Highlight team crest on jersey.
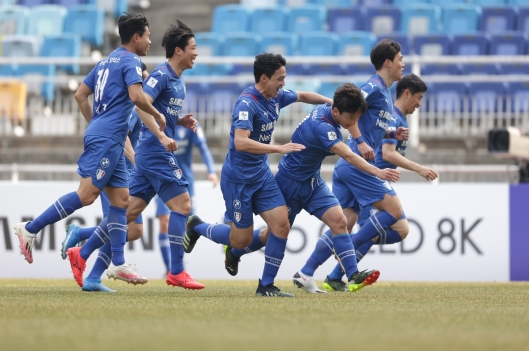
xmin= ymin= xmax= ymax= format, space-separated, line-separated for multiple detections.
xmin=100 ymin=158 xmax=110 ymax=168
xmin=146 ymin=77 xmax=158 ymax=88
xmin=96 ymin=169 xmax=105 ymax=180
xmin=178 ymin=128 xmax=186 ymax=139
xmin=233 ymin=199 xmax=241 ymax=210
xmin=173 ymin=169 xmax=182 ymax=179
xmin=136 ymin=66 xmax=142 ymax=76
xmin=328 ymin=131 xmax=337 ymax=140
xmin=234 ymin=212 xmax=242 ymax=223
xmin=169 ymin=158 xmax=176 ymax=167
xmin=239 ymin=111 xmax=248 ymax=120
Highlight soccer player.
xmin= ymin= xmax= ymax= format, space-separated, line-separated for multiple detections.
xmin=155 ymin=123 xmax=218 ymax=274
xmin=13 ymin=14 xmax=162 ymax=280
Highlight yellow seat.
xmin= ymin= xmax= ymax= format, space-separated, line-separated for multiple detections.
xmin=0 ymin=80 xmax=27 ymax=122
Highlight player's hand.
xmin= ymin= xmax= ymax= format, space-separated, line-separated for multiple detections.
xmin=155 ymin=113 xmax=166 ymax=131
xmin=376 ymin=168 xmax=400 ymax=182
xmin=208 ymin=173 xmax=219 ymax=187
xmin=419 ymin=166 xmax=438 ymax=181
xmin=394 ymin=127 xmax=409 ymax=141
xmin=180 ymin=114 xmax=197 ymax=132
xmin=358 ymin=142 xmax=374 ymax=160
xmin=159 ymin=135 xmax=177 ymax=152
xmin=277 ymin=142 xmax=305 ymax=154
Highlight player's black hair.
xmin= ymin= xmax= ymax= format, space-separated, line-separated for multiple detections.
xmin=141 ymin=62 xmax=147 ymax=72
xmin=370 ymin=39 xmax=401 ymax=71
xmin=162 ymin=20 xmax=195 ymax=59
xmin=118 ymin=12 xmax=149 ymax=45
xmin=253 ymin=53 xmax=286 ymax=83
xmin=333 ymin=83 xmax=368 ymax=115
xmin=396 ymin=73 xmax=428 ymax=99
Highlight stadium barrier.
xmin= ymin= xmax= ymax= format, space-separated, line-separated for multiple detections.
xmin=1 ymin=181 xmax=527 ymax=282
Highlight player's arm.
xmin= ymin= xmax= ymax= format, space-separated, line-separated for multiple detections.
xmin=382 ymin=143 xmax=438 ymax=181
xmin=129 ymin=84 xmax=168 ymax=130
xmin=348 ymin=124 xmax=374 ymax=160
xmin=384 ymin=127 xmax=409 ymax=141
xmin=296 ymin=91 xmax=333 ymax=105
xmin=330 ymin=142 xmax=400 ymax=182
xmin=124 ymin=136 xmax=135 ymax=165
xmin=177 ymin=114 xmax=197 ymax=133
xmin=234 ymin=129 xmax=305 ymax=155
xmin=134 ymin=95 xmax=176 ymax=152
xmin=193 ymin=128 xmax=219 ymax=186
xmin=74 ymin=83 xmax=94 ymax=123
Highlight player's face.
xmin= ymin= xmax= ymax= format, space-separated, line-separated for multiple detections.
xmin=389 ymin=52 xmax=404 ymax=81
xmin=263 ymin=66 xmax=286 ymax=99
xmin=135 ymin=26 xmax=151 ymax=56
xmin=182 ymin=37 xmax=198 ymax=70
xmin=335 ymin=108 xmax=361 ymax=129
xmin=408 ymin=91 xmax=424 ymax=113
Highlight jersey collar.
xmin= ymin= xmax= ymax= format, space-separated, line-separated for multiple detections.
xmin=165 ymin=62 xmax=178 ymax=78
xmin=393 ymin=105 xmax=406 ymax=119
xmin=371 ymin=74 xmax=388 ymax=90
xmin=249 ymin=85 xmax=269 ymax=102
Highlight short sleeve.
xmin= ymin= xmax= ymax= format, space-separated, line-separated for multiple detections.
xmin=315 ymin=121 xmax=342 ymax=151
xmin=232 ymin=100 xmax=255 ymax=132
xmin=277 ymin=89 xmax=298 ymax=109
xmin=122 ymin=55 xmax=143 ymax=88
xmin=362 ymin=85 xmax=384 ymax=108
xmin=142 ymin=70 xmax=166 ymax=101
xmin=83 ymin=65 xmax=97 ymax=91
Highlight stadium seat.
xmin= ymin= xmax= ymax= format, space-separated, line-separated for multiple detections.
xmin=1 ymin=35 xmax=38 ymax=56
xmin=365 ymin=6 xmax=401 ymax=36
xmin=377 ymin=33 xmax=411 ymax=55
xmin=17 ymin=0 xmax=50 ymax=7
xmin=489 ymin=32 xmax=527 ymax=55
xmin=400 ymin=4 xmax=441 ymax=36
xmin=52 ymin=0 xmax=86 ymax=6
xmin=28 ymin=5 xmax=67 ymax=37
xmin=287 ymin=5 xmax=327 ymax=34
xmin=427 ymin=82 xmax=466 ymax=113
xmin=285 ymin=64 xmax=306 ymax=75
xmin=299 ymin=31 xmax=338 ymax=56
xmin=413 ymin=34 xmax=451 ymax=55
xmin=211 ymin=5 xmax=250 ymax=34
xmin=328 ymin=7 xmax=365 ymax=34
xmin=479 ymin=6 xmax=517 ymax=34
xmin=499 ymin=63 xmax=529 ymax=74
xmin=507 ymin=82 xmax=529 ymax=113
xmin=338 ymin=31 xmax=377 ymax=56
xmin=17 ymin=64 xmax=56 ymax=100
xmin=187 ymin=64 xmax=232 ymax=76
xmin=460 ymin=63 xmax=500 ymax=74
xmin=260 ymin=32 xmax=298 ymax=55
xmin=94 ymin=0 xmax=127 ymax=19
xmin=510 ymin=0 xmax=529 ymax=7
xmin=421 ymin=64 xmax=460 ymax=75
xmin=516 ymin=8 xmax=529 ymax=33
xmin=181 ymin=82 xmax=206 ymax=112
xmin=40 ymin=34 xmax=81 ymax=74
xmin=442 ymin=4 xmax=481 ymax=34
xmin=343 ymin=63 xmax=376 ymax=76
xmin=194 ymin=32 xmax=225 ymax=56
xmin=0 ymin=80 xmax=27 ymax=122
xmin=467 ymin=82 xmax=506 ymax=113
xmin=357 ymin=0 xmax=391 ymax=6
xmin=206 ymin=82 xmax=246 ymax=113
xmin=250 ymin=7 xmax=288 ymax=33
xmin=318 ymin=82 xmax=341 ymax=98
xmin=394 ymin=0 xmax=433 ymax=5
xmin=0 ymin=64 xmax=17 ymax=76
xmin=452 ymin=34 xmax=489 ymax=55
xmin=304 ymin=63 xmax=343 ymax=75
xmin=0 ymin=5 xmax=30 ymax=35
xmin=64 ymin=5 xmax=104 ymax=47
xmin=472 ymin=0 xmax=508 ymax=6
xmin=223 ymin=33 xmax=260 ymax=56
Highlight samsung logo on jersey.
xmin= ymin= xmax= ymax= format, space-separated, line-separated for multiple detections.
xmin=109 ymin=57 xmax=120 ymax=64
xmin=259 ymin=134 xmax=271 ymax=142
xmin=379 ymin=110 xmax=392 ymax=120
xmin=166 ymin=107 xmax=179 ymax=116
xmin=169 ymin=98 xmax=183 ymax=107
xmin=261 ymin=121 xmax=276 ymax=132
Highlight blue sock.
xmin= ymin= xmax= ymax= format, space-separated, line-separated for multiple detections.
xmin=25 ymin=192 xmax=82 ymax=234
xmin=159 ymin=233 xmax=171 ymax=272
xmin=261 ymin=233 xmax=287 ymax=286
xmin=79 ymin=227 xmax=96 ymax=241
xmin=107 ymin=206 xmax=127 ymax=266
xmin=231 ymin=229 xmax=265 ymax=258
xmin=168 ymin=211 xmax=187 ymax=275
xmin=86 ymin=242 xmax=111 ymax=280
xmin=332 ymin=233 xmax=358 ymax=281
xmin=352 ymin=211 xmax=397 ymax=248
xmin=301 ymin=229 xmax=334 ymax=276
xmin=373 ymin=227 xmax=403 ymax=245
xmin=195 ymin=223 xmax=231 ymax=246
xmin=355 ymin=239 xmax=375 ymax=263
xmin=80 ymin=218 xmax=109 ymax=260
xmin=328 ymin=262 xmax=345 ymax=280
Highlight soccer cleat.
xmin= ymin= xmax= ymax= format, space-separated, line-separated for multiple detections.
xmin=82 ymin=278 xmax=116 ymax=293
xmin=322 ymin=276 xmax=348 ymax=292
xmin=61 ymin=224 xmax=81 ymax=260
xmin=183 ymin=215 xmax=204 ymax=253
xmin=14 ymin=222 xmax=36 ymax=264
xmin=256 ymin=279 xmax=294 ymax=297
xmin=106 ymin=263 xmax=148 ymax=285
xmin=67 ymin=247 xmax=86 ymax=287
xmin=292 ymin=271 xmax=327 ymax=294
xmin=348 ymin=269 xmax=380 ymax=293
xmin=166 ymin=270 xmax=205 ymax=290
xmin=224 ymin=245 xmax=240 ymax=276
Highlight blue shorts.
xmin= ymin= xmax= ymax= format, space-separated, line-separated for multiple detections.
xmin=275 ymin=172 xmax=340 ymax=226
xmin=221 ymin=169 xmax=285 ymax=229
xmin=129 ymin=153 xmax=188 ymax=205
xmin=100 ymin=189 xmax=143 ymax=224
xmin=332 ymin=164 xmax=397 ymax=215
xmin=357 ymin=205 xmax=406 ymax=227
xmin=77 ymin=136 xmax=129 ymax=190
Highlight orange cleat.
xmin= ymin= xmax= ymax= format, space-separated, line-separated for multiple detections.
xmin=67 ymin=247 xmax=86 ymax=287
xmin=166 ymin=270 xmax=204 ymax=290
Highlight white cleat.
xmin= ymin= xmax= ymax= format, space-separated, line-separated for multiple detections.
xmin=14 ymin=222 xmax=36 ymax=264
xmin=292 ymin=270 xmax=327 ymax=294
xmin=106 ymin=263 xmax=148 ymax=285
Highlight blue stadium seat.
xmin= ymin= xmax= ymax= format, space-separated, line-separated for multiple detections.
xmin=64 ymin=5 xmax=104 ymax=46
xmin=480 ymin=6 xmax=517 ymax=34
xmin=0 ymin=64 xmax=17 ymax=76
xmin=211 ymin=5 xmax=250 ymax=34
xmin=206 ymin=82 xmax=246 ymax=113
xmin=394 ymin=0 xmax=432 ymax=5
xmin=414 ymin=34 xmax=451 ymax=55
xmin=460 ymin=63 xmax=500 ymax=74
xmin=489 ymin=32 xmax=527 ymax=55
xmin=17 ymin=0 xmax=50 ymax=7
xmin=421 ymin=64 xmax=460 ymax=75
xmin=194 ymin=32 xmax=225 ymax=56
xmin=343 ymin=63 xmax=376 ymax=76
xmin=499 ymin=63 xmax=529 ymax=74
xmin=260 ymin=32 xmax=298 ymax=55
xmin=365 ymin=6 xmax=401 ymax=36
xmin=187 ymin=64 xmax=232 ymax=76
xmin=400 ymin=4 xmax=441 ymax=36
xmin=357 ymin=0 xmax=391 ymax=6
xmin=452 ymin=34 xmax=489 ymax=55
xmin=328 ymin=7 xmax=365 ymax=34
xmin=516 ymin=8 xmax=529 ymax=33
xmin=308 ymin=64 xmax=344 ymax=75
xmin=377 ymin=33 xmax=411 ymax=55
xmin=0 ymin=5 xmax=30 ymax=35
xmin=338 ymin=31 xmax=377 ymax=56
xmin=229 ymin=64 xmax=253 ymax=75
xmin=40 ymin=34 xmax=81 ymax=74
xmin=51 ymin=0 xmax=86 ymax=6
xmin=250 ymin=7 xmax=288 ymax=33
xmin=467 ymin=82 xmax=506 ymax=113
xmin=223 ymin=33 xmax=260 ymax=56
xmin=473 ymin=0 xmax=507 ymax=5
xmin=510 ymin=0 xmax=529 ymax=6
xmin=181 ymin=82 xmax=207 ymax=112
xmin=299 ymin=31 xmax=338 ymax=56
xmin=287 ymin=5 xmax=327 ymax=34
xmin=507 ymin=82 xmax=529 ymax=113
xmin=0 ymin=0 xmax=17 ymax=4
xmin=18 ymin=64 xmax=56 ymax=100
xmin=318 ymin=82 xmax=341 ymax=98
xmin=1 ymin=35 xmax=38 ymax=56
xmin=427 ymin=82 xmax=466 ymax=113
xmin=442 ymin=4 xmax=481 ymax=34
xmin=28 ymin=5 xmax=67 ymax=37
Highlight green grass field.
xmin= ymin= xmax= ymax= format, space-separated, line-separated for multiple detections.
xmin=1 ymin=279 xmax=528 ymax=351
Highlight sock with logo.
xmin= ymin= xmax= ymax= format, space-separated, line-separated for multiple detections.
xmin=159 ymin=233 xmax=171 ymax=272
xmin=80 ymin=218 xmax=109 ymax=261
xmin=168 ymin=211 xmax=187 ymax=275
xmin=351 ymin=211 xmax=397 ymax=249
xmin=230 ymin=229 xmax=265 ymax=257
xmin=86 ymin=242 xmax=111 ymax=280
xmin=261 ymin=233 xmax=287 ymax=286
xmin=300 ymin=229 xmax=334 ymax=276
xmin=107 ymin=206 xmax=128 ymax=266
xmin=332 ymin=233 xmax=358 ymax=281
xmin=194 ymin=223 xmax=231 ymax=246
xmin=25 ymin=192 xmax=83 ymax=234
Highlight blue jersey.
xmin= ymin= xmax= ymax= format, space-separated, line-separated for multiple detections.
xmin=173 ymin=124 xmax=215 ymax=184
xmin=336 ymin=74 xmax=393 ymax=167
xmin=83 ymin=47 xmax=143 ymax=146
xmin=375 ymin=106 xmax=408 ymax=169
xmin=125 ymin=109 xmax=142 ymax=172
xmin=135 ymin=62 xmax=186 ymax=155
xmin=279 ymin=104 xmax=342 ymax=181
xmin=222 ymin=86 xmax=298 ymax=183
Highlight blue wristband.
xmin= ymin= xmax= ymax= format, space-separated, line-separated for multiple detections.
xmin=389 ymin=130 xmax=395 ymax=139
xmin=354 ymin=136 xmax=365 ymax=144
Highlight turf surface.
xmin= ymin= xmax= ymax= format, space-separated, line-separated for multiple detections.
xmin=1 ymin=279 xmax=528 ymax=351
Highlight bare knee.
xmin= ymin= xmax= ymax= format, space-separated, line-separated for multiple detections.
xmin=329 ymin=215 xmax=348 ymax=234
xmin=127 ymin=223 xmax=143 ymax=241
xmin=230 ymin=236 xmax=252 ymax=249
xmin=78 ymin=189 xmax=99 ymax=206
xmin=271 ymin=220 xmax=290 ymax=239
xmin=392 ymin=220 xmax=409 ymax=240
